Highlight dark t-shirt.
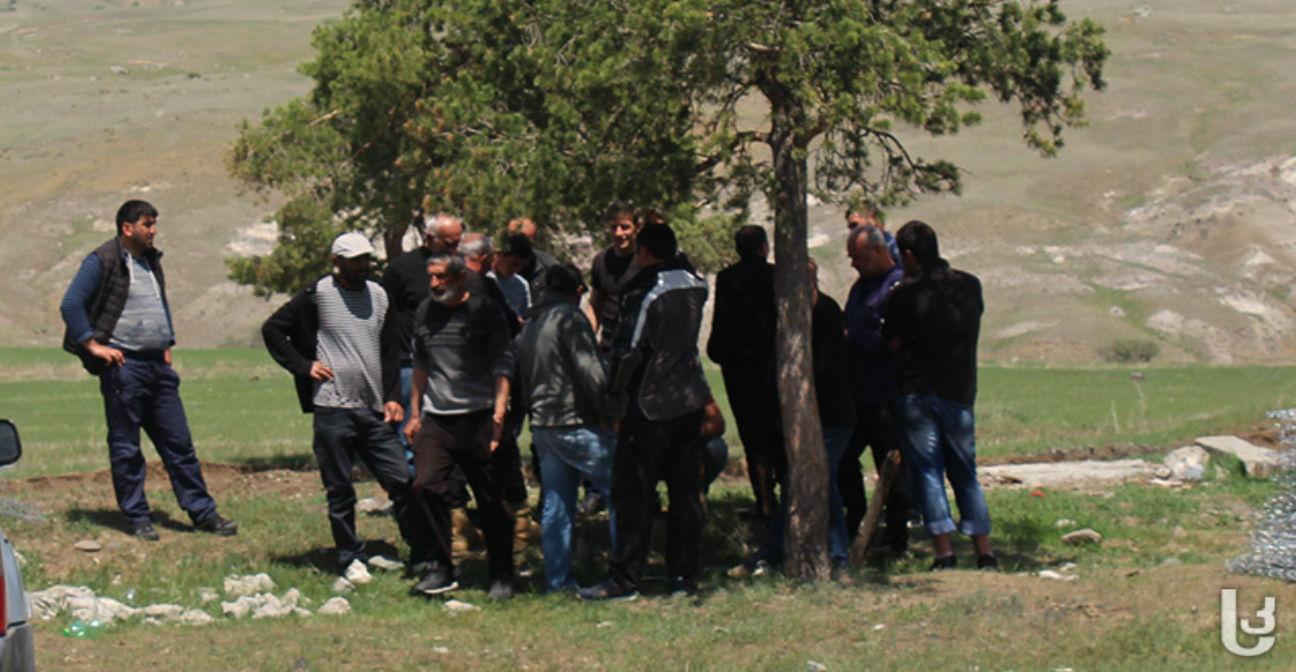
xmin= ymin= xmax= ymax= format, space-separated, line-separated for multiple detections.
xmin=881 ymin=262 xmax=983 ymax=406
xmin=412 ymin=293 xmax=516 ymax=414
xmin=812 ymin=294 xmax=856 ymax=428
xmin=380 ymin=247 xmax=433 ymax=364
xmin=589 ymin=247 xmax=638 ymax=344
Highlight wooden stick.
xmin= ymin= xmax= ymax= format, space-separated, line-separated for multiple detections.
xmin=850 ymin=448 xmax=902 ymax=565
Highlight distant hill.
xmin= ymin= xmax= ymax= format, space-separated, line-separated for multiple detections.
xmin=4 ymin=0 xmax=1294 ymax=363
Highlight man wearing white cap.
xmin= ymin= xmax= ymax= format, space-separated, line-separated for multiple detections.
xmin=262 ymin=232 xmax=433 ymax=579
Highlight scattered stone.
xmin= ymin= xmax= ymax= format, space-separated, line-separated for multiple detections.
xmin=807 ymin=661 xmax=828 ymax=672
xmin=432 ymin=646 xmax=450 ymax=655
xmin=1162 ymin=446 xmax=1208 ymax=482
xmin=331 ymin=577 xmax=354 ymax=594
xmin=1059 ymin=562 xmax=1078 ymax=573
xmin=1172 ymin=526 xmax=1187 ymax=539
xmin=981 ymin=460 xmax=1155 ymax=489
xmin=27 ymin=585 xmax=95 ymax=620
xmin=595 ymin=621 xmax=613 ymax=629
xmin=1061 ymin=528 xmax=1103 ymax=546
xmin=73 ymin=539 xmax=102 ymax=553
xmin=344 ymin=560 xmax=373 ymax=585
xmin=1054 ymin=519 xmax=1076 ymax=529
xmin=1195 ymin=436 xmax=1283 ymax=478
xmin=443 ymin=599 xmax=479 ymax=614
xmin=317 ymin=597 xmax=351 ymax=616
xmin=197 ymin=587 xmax=219 ymax=604
xmin=1161 ymin=557 xmax=1182 ymax=567
xmin=141 ymin=604 xmax=185 ymax=620
xmin=1153 ymin=466 xmax=1173 ymax=479
xmin=221 ymin=595 xmax=257 ymax=620
xmin=223 ymin=573 xmax=275 ymax=598
xmin=1129 ymin=372 xmax=1145 ymax=381
xmin=109 ymin=65 xmax=130 ymax=75
xmin=1037 ymin=570 xmax=1078 ymax=582
xmin=1133 ymin=5 xmax=1151 ymax=18
xmin=366 ymin=555 xmax=403 ymax=572
xmin=67 ymin=595 xmax=137 ymax=624
xmin=293 ymin=607 xmax=313 ymax=618
xmin=356 ymin=497 xmax=393 ymax=515
xmin=872 ymin=624 xmax=886 ymax=631
xmin=179 ymin=609 xmax=214 ymax=626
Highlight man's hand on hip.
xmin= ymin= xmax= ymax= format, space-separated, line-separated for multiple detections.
xmin=85 ymin=340 xmax=125 ymax=368
xmin=309 ymin=361 xmax=335 ymax=381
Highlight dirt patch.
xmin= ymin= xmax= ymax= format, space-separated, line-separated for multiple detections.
xmin=3 ymin=461 xmax=319 ymax=500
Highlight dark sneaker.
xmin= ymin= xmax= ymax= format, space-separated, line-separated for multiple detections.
xmin=414 ymin=567 xmax=459 ymax=596
xmin=488 ymin=580 xmax=514 ymax=601
xmin=976 ymin=554 xmax=1000 ymax=572
xmin=195 ymin=513 xmax=238 ymax=537
xmin=132 ymin=521 xmax=160 ymax=542
xmin=929 ymin=555 xmax=957 ymax=571
xmin=668 ymin=577 xmax=697 ymax=599
xmin=578 ymin=579 xmax=638 ymax=602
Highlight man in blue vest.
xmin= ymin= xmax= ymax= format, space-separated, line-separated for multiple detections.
xmin=59 ymin=200 xmax=237 ymax=541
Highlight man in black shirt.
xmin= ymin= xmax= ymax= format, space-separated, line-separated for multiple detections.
xmin=585 ymin=206 xmax=641 ymax=348
xmin=508 ymin=216 xmax=560 ymax=296
xmin=883 ymin=221 xmax=996 ymax=571
xmin=705 ymin=225 xmax=784 ymax=524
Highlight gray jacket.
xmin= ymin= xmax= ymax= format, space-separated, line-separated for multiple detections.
xmin=515 ymin=297 xmax=610 ymax=428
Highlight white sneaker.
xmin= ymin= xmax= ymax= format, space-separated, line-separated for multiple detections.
xmin=344 ymin=559 xmax=374 ymax=585
xmin=366 ymin=555 xmax=404 ymax=572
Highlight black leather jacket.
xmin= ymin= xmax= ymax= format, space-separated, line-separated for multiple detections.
xmin=515 ymin=297 xmax=611 ymax=428
xmin=608 ymin=261 xmax=710 ymax=421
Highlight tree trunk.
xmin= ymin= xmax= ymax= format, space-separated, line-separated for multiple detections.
xmin=383 ymin=225 xmax=408 ymax=261
xmin=768 ymin=92 xmax=830 ymax=582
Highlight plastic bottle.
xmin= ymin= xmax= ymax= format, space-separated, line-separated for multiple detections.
xmin=61 ymin=619 xmax=105 ymax=639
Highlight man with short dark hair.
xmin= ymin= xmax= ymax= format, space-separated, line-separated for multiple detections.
xmin=585 ymin=206 xmax=641 ymax=348
xmin=515 ymin=263 xmax=617 ymax=592
xmin=59 ymin=200 xmax=236 ymax=540
xmin=581 ymin=222 xmax=711 ymax=600
xmin=846 ymin=205 xmax=900 ymax=263
xmin=404 ymin=253 xmax=518 ymax=599
xmin=508 ymin=216 xmax=559 ymax=295
xmin=706 ymin=225 xmax=783 ymax=524
xmin=490 ymin=233 xmax=534 ymax=317
xmin=885 ymin=221 xmax=996 ymax=571
xmin=261 ymin=232 xmax=432 ymax=577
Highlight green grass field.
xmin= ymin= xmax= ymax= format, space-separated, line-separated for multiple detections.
xmin=4 ymin=347 xmax=1296 ymax=669
xmin=3 ymin=347 xmax=1293 ymax=477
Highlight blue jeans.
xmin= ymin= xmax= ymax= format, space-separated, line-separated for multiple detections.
xmin=760 ymin=424 xmax=852 ymax=566
xmin=533 ymin=427 xmax=616 ymax=592
xmin=99 ymin=354 xmax=217 ymax=525
xmin=893 ymin=394 xmax=991 ymax=537
xmin=395 ymin=366 xmax=415 ymax=475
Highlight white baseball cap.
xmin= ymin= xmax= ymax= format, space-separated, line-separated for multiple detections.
xmin=331 ymin=232 xmax=374 ymax=259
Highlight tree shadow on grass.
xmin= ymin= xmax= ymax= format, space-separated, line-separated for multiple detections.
xmin=270 ymin=539 xmax=403 ymax=574
xmin=232 ymin=454 xmax=317 ymax=473
xmin=66 ymin=507 xmax=190 ymax=534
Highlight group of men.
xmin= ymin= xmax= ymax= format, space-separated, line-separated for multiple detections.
xmin=709 ymin=210 xmax=996 ymax=572
xmin=59 ymin=197 xmax=994 ymax=605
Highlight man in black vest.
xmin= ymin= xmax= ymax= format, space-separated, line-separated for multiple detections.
xmin=585 ymin=206 xmax=641 ymax=349
xmin=59 ymin=200 xmax=236 ymax=541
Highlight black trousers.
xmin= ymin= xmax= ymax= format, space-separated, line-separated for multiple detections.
xmin=839 ymin=401 xmax=911 ymax=549
xmin=609 ymin=409 xmax=706 ymax=591
xmin=494 ymin=403 xmax=530 ymax=507
xmin=411 ymin=410 xmax=514 ymax=580
xmin=312 ymin=407 xmax=434 ymax=568
xmin=720 ymin=364 xmax=785 ymax=522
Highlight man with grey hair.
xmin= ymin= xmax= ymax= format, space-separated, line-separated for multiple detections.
xmin=841 ymin=223 xmax=910 ymax=556
xmin=404 ymin=252 xmax=518 ymax=599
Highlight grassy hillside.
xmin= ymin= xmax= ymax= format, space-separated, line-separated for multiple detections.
xmin=3 ymin=1 xmax=1295 ymax=363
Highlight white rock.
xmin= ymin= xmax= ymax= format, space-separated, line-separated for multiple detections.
xmin=344 ymin=560 xmax=373 ymax=585
xmin=317 ymin=597 xmax=351 ymax=616
xmin=1162 ymin=446 xmax=1208 ymax=482
xmin=68 ymin=596 xmax=138 ymax=624
xmin=332 ymin=577 xmax=354 ymax=594
xmin=223 ymin=573 xmax=276 ymax=598
xmin=807 ymin=662 xmax=828 ymax=672
xmin=221 ymin=595 xmax=258 ymax=620
xmin=443 ymin=599 xmax=479 ymax=613
xmin=1061 ymin=528 xmax=1103 ymax=545
xmin=1054 ymin=519 xmax=1076 ymax=529
xmin=1195 ymin=436 xmax=1283 ymax=478
xmin=1037 ymin=570 xmax=1078 ymax=582
xmin=293 ymin=607 xmax=313 ymax=618
xmin=27 ymin=585 xmax=95 ymax=620
xmin=179 ymin=609 xmax=214 ymax=626
xmin=432 ymin=646 xmax=450 ymax=655
xmin=109 ymin=65 xmax=130 ymax=75
xmin=252 ymin=595 xmax=294 ymax=620
xmin=73 ymin=539 xmax=102 ymax=552
xmin=198 ymin=588 xmax=219 ymax=604
xmin=356 ymin=497 xmax=393 ymax=515
xmin=141 ymin=604 xmax=185 ymax=619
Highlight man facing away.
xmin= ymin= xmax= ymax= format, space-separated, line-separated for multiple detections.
xmin=507 ymin=216 xmax=559 ymax=296
xmin=884 ymin=221 xmax=997 ymax=571
xmin=705 ymin=225 xmax=783 ymax=525
xmin=261 ymin=232 xmax=433 ymax=579
xmin=581 ymin=222 xmax=710 ymax=600
xmin=515 ymin=263 xmax=618 ymax=592
xmin=841 ymin=224 xmax=911 ymax=556
xmin=404 ymin=253 xmax=518 ymax=599
xmin=59 ymin=200 xmax=237 ymax=540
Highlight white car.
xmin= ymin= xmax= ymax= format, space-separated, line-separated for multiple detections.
xmin=0 ymin=420 xmax=35 ymax=672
